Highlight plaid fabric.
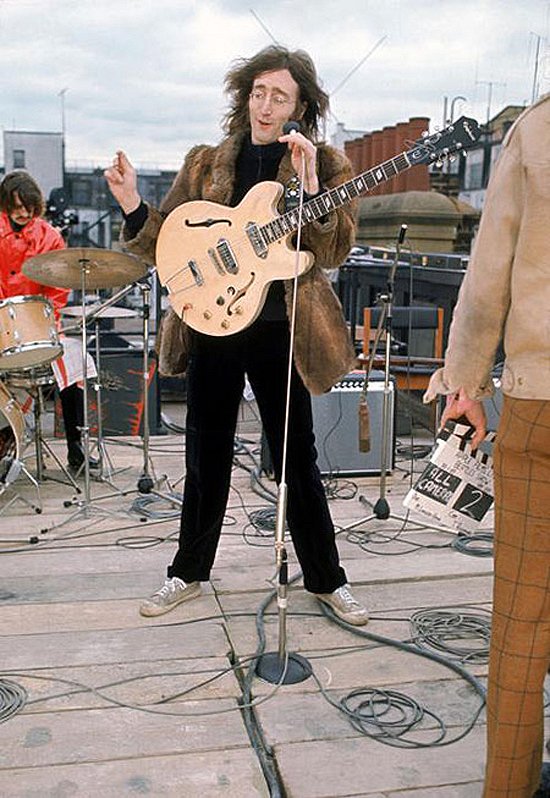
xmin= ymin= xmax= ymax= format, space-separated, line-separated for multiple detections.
xmin=483 ymin=396 xmax=550 ymax=797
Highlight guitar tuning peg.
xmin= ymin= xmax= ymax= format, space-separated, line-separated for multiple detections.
xmin=435 ymin=159 xmax=443 ymax=168
xmin=421 ymin=130 xmax=429 ymax=137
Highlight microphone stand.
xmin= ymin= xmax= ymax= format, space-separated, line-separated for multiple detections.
xmin=342 ymin=225 xmax=451 ymax=536
xmin=255 ymin=126 xmax=312 ymax=685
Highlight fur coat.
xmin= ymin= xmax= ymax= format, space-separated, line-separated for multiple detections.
xmin=122 ymin=131 xmax=357 ymax=394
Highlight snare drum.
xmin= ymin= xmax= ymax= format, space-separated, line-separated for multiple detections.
xmin=4 ymin=364 xmax=56 ymax=390
xmin=0 ymin=295 xmax=63 ymax=370
xmin=0 ymin=381 xmax=26 ymax=486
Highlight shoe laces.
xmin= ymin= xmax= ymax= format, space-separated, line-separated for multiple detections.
xmin=154 ymin=578 xmax=180 ymax=599
xmin=334 ymin=585 xmax=360 ymax=609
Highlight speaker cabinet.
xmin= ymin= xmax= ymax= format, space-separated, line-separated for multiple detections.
xmin=312 ymin=371 xmax=395 ymax=476
xmin=55 ymin=348 xmax=161 ymax=437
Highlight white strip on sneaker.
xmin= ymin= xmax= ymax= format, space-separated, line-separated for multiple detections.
xmin=315 ymin=584 xmax=369 ymax=626
xmin=139 ymin=577 xmax=201 ymax=617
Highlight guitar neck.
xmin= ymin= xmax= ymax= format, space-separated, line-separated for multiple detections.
xmin=259 ymin=150 xmax=412 ymax=245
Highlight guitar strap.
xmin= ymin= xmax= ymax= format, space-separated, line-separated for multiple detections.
xmin=284 ymin=175 xmax=301 ymax=211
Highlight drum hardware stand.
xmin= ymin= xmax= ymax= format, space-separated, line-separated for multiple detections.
xmin=85 ymin=316 xmax=131 ymax=489
xmin=340 ymin=226 xmax=449 ymax=539
xmin=123 ymin=277 xmax=181 ymax=512
xmin=43 ymin=258 xmax=126 ymax=534
xmin=0 ymin=459 xmax=42 ymax=517
xmin=30 ymin=382 xmax=80 ymax=491
xmin=72 ymin=275 xmax=182 ymax=516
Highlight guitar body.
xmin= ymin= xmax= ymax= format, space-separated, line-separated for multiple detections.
xmin=156 ymin=182 xmax=313 ymax=336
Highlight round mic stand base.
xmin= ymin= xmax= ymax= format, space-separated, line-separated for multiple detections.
xmin=373 ymin=497 xmax=390 ymax=520
xmin=255 ymin=651 xmax=312 ymax=685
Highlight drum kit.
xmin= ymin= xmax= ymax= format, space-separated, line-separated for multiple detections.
xmin=0 ymin=247 xmax=162 ymax=522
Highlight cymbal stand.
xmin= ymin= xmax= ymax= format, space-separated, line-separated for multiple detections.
xmin=43 ymin=258 xmax=123 ymax=534
xmin=87 ymin=315 xmax=129 ymax=488
xmin=131 ymin=279 xmax=180 ymax=506
xmin=81 ymin=275 xmax=181 ymax=514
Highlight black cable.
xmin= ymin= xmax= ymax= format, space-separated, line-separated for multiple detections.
xmin=410 ymin=607 xmax=491 ymax=664
xmin=452 ymin=532 xmax=494 ymax=558
xmin=315 ymin=601 xmax=486 ymax=749
xmin=0 ymin=678 xmax=27 ymax=723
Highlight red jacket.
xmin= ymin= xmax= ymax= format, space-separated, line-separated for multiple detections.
xmin=0 ymin=211 xmax=70 ymax=315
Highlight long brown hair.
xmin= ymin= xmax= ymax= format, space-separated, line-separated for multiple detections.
xmin=223 ymin=45 xmax=329 ymax=141
xmin=0 ymin=171 xmax=44 ymax=216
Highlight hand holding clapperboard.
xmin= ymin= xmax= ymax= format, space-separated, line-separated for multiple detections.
xmin=403 ymin=420 xmax=496 ymax=533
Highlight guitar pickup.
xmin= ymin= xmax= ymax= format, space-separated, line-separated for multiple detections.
xmin=208 ymin=248 xmax=225 ymax=275
xmin=216 ymin=239 xmax=238 ymax=274
xmin=187 ymin=259 xmax=204 ymax=286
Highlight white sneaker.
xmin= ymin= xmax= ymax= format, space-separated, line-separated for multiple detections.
xmin=315 ymin=584 xmax=369 ymax=626
xmin=139 ymin=577 xmax=201 ymax=617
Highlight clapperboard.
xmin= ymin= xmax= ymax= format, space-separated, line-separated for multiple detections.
xmin=403 ymin=421 xmax=496 ymax=533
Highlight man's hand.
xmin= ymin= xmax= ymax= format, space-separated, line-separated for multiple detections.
xmin=440 ymin=387 xmax=487 ymax=450
xmin=278 ymin=131 xmax=319 ymax=195
xmin=104 ymin=151 xmax=141 ymax=214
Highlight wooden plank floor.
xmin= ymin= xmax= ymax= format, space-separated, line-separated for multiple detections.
xmin=0 ymin=398 xmax=500 ymax=797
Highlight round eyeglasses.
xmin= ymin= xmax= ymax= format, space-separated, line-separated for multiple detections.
xmin=249 ymin=90 xmax=293 ymax=107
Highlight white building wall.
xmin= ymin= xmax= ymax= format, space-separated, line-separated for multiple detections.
xmin=3 ymin=131 xmax=63 ymax=198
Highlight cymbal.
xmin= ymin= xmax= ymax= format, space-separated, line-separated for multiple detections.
xmin=61 ymin=304 xmax=138 ymax=319
xmin=22 ymin=248 xmax=147 ymax=290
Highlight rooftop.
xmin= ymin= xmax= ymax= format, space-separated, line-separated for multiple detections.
xmin=0 ymin=389 xmax=529 ymax=797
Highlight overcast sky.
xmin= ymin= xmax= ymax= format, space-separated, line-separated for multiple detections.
xmin=1 ymin=0 xmax=548 ymax=170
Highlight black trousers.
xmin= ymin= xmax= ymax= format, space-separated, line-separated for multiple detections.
xmin=167 ymin=319 xmax=347 ymax=594
xmin=58 ymin=383 xmax=83 ymax=445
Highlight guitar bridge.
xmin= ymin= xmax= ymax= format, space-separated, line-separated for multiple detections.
xmin=188 ymin=259 xmax=204 ymax=286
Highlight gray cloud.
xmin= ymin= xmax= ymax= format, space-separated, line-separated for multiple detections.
xmin=1 ymin=0 xmax=548 ymax=169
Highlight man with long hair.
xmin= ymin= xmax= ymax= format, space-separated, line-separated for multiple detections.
xmin=0 ymin=170 xmax=96 ymax=472
xmin=105 ymin=45 xmax=368 ymax=625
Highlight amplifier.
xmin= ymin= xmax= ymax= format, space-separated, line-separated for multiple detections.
xmin=55 ymin=348 xmax=162 ymax=437
xmin=312 ymin=370 xmax=395 ymax=476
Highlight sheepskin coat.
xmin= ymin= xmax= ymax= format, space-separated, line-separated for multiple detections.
xmin=122 ymin=131 xmax=357 ymax=394
xmin=425 ymin=93 xmax=550 ymax=402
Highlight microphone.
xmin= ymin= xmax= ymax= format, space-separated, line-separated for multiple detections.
xmin=358 ymin=394 xmax=371 ymax=453
xmin=282 ymin=121 xmax=301 ymax=135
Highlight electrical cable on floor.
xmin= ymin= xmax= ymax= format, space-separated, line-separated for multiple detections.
xmin=315 ymin=600 xmax=486 ymax=749
xmin=410 ymin=607 xmax=491 ymax=664
xmin=0 ymin=678 xmax=27 ymax=723
xmin=129 ymin=493 xmax=182 ymax=520
xmin=452 ymin=532 xmax=494 ymax=558
xmin=342 ymin=521 xmax=456 ymax=557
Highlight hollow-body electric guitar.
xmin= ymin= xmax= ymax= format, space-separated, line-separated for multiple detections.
xmin=156 ymin=116 xmax=481 ymax=336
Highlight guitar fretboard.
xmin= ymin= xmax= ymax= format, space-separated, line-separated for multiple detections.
xmin=259 ymin=151 xmax=411 ymax=245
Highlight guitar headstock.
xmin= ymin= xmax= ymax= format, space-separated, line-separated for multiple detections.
xmin=407 ymin=116 xmax=482 ymax=166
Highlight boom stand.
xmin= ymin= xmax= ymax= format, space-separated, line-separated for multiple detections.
xmin=255 ymin=143 xmax=312 ymax=685
xmin=341 ymin=226 xmax=448 ymax=537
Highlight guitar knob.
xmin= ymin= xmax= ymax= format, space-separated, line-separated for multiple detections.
xmin=235 ymin=306 xmax=243 ymax=315
xmin=203 ymin=310 xmax=212 ymax=319
xmin=221 ymin=320 xmax=230 ymax=329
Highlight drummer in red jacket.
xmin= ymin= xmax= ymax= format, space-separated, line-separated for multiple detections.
xmin=0 ymin=170 xmax=95 ymax=473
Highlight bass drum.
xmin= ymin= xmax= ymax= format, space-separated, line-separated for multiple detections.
xmin=0 ymin=381 xmax=26 ymax=486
